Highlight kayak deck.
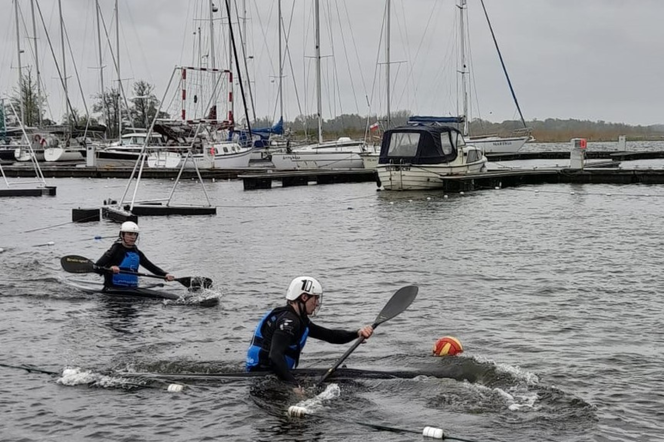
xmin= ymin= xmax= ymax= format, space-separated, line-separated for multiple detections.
xmin=60 ymin=277 xmax=219 ymax=306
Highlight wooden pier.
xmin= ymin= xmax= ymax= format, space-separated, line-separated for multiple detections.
xmin=240 ymin=169 xmax=378 ymax=190
xmin=419 ymin=168 xmax=664 ymax=193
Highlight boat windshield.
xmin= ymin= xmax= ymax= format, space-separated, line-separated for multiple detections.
xmin=440 ymin=133 xmax=454 ymax=155
xmin=387 ymin=132 xmax=419 ymax=157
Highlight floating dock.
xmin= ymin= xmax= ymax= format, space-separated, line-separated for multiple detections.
xmin=413 ymin=168 xmax=664 ymax=193
xmin=0 ymin=164 xmax=264 ymax=180
xmin=240 ymin=169 xmax=377 ymax=190
xmin=0 ymin=186 xmax=57 ymax=197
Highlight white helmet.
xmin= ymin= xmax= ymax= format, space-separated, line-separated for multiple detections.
xmin=286 ymin=276 xmax=323 ymax=301
xmin=120 ymin=221 xmax=140 ymax=234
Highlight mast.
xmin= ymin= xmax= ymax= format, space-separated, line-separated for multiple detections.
xmin=458 ymin=0 xmax=469 ymax=136
xmin=58 ymin=0 xmax=69 ymax=123
xmin=314 ymin=0 xmax=322 ymax=144
xmin=278 ymin=0 xmax=283 ymax=120
xmin=30 ymin=0 xmax=42 ymax=126
xmin=226 ymin=0 xmax=234 ymax=121
xmin=209 ymin=0 xmax=216 ymax=69
xmin=95 ymin=0 xmax=108 ymax=127
xmin=115 ymin=0 xmax=121 ymax=138
xmin=14 ymin=0 xmax=24 ymax=124
xmin=386 ymin=0 xmax=391 ymax=128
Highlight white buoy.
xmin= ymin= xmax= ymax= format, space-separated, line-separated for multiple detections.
xmin=167 ymin=384 xmax=184 ymax=393
xmin=459 ymin=191 xmax=465 ymax=195
xmin=422 ymin=426 xmax=445 ymax=439
xmin=495 ymin=186 xmax=500 ymax=190
xmin=427 ymin=197 xmax=431 ymax=200
xmin=0 ymin=248 xmax=4 ymax=253
xmin=287 ymin=406 xmax=307 ymax=417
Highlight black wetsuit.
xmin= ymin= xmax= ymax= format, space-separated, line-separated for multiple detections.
xmin=95 ymin=240 xmax=167 ymax=288
xmin=246 ymin=304 xmax=359 ymax=384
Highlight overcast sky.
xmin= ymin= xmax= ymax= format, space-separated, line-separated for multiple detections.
xmin=2 ymin=0 xmax=663 ymax=127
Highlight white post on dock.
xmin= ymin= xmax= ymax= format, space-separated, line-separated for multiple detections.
xmin=86 ymin=144 xmax=96 ymax=167
xmin=569 ymin=138 xmax=586 ymax=169
xmin=618 ymin=135 xmax=627 ymax=151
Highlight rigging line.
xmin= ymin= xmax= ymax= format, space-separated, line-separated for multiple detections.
xmin=479 ymin=0 xmax=526 ymax=129
xmin=341 ymin=0 xmax=370 ymax=110
xmin=249 ymin=0 xmax=279 ymax=122
xmin=334 ymin=0 xmax=360 ymax=117
xmin=284 ymin=4 xmax=305 ymax=127
xmin=122 ymin=0 xmax=153 ymax=86
xmin=97 ymin=5 xmax=137 ymax=135
xmin=233 ymin=0 xmax=257 ymax=122
xmin=23 ymin=219 xmax=76 ymax=233
xmin=34 ymin=0 xmax=77 ymax=126
xmin=63 ymin=21 xmax=91 ymax=122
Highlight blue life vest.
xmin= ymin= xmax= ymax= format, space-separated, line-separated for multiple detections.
xmin=246 ymin=309 xmax=309 ymax=371
xmin=111 ymin=251 xmax=140 ymax=287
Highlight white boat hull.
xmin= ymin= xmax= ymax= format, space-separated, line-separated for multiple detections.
xmin=14 ymin=147 xmax=45 ymax=162
xmin=180 ymin=146 xmax=253 ymax=169
xmin=271 ymin=151 xmax=364 ymax=170
xmin=470 ymin=135 xmax=529 ymax=154
xmin=44 ymin=147 xmax=85 ymax=162
xmin=146 ymin=151 xmax=182 ymax=168
xmin=360 ymin=152 xmax=379 ymax=170
xmin=377 ymin=160 xmax=487 ymax=191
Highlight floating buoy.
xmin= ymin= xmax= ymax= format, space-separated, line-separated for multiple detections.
xmin=0 ymin=248 xmax=4 ymax=253
xmin=287 ymin=406 xmax=307 ymax=417
xmin=422 ymin=426 xmax=445 ymax=439
xmin=167 ymin=384 xmax=184 ymax=393
xmin=433 ymin=336 xmax=463 ymax=356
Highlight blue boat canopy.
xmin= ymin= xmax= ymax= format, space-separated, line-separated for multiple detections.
xmin=379 ymin=124 xmax=464 ymax=165
xmin=408 ymin=115 xmax=465 ymax=125
xmin=230 ymin=117 xmax=284 ymax=148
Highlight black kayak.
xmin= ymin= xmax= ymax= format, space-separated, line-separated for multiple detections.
xmin=60 ymin=277 xmax=219 ymax=307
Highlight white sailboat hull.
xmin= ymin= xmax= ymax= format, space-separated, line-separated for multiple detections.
xmin=44 ymin=147 xmax=85 ymax=162
xmin=179 ymin=146 xmax=253 ymax=170
xmin=271 ymin=151 xmax=364 ymax=170
xmin=377 ymin=159 xmax=487 ymax=191
xmin=470 ymin=135 xmax=529 ymax=154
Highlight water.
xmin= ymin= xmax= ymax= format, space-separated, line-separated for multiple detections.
xmin=1 ymin=175 xmax=663 ymax=441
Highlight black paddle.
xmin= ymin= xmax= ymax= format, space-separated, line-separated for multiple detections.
xmin=316 ymin=285 xmax=418 ymax=385
xmin=60 ymin=255 xmax=213 ymax=290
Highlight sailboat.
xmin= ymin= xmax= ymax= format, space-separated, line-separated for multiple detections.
xmin=269 ymin=0 xmax=369 ymax=171
xmin=459 ymin=0 xmax=530 ymax=153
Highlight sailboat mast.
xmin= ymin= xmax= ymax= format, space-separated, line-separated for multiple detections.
xmin=226 ymin=1 xmax=234 ymax=121
xmin=278 ymin=0 xmax=283 ymax=120
xmin=314 ymin=0 xmax=322 ymax=144
xmin=386 ymin=0 xmax=391 ymax=128
xmin=458 ymin=0 xmax=469 ymax=136
xmin=58 ymin=0 xmax=69 ymax=123
xmin=30 ymin=0 xmax=42 ymax=126
xmin=115 ymin=0 xmax=121 ymax=138
xmin=95 ymin=0 xmax=108 ymax=127
xmin=14 ymin=0 xmax=24 ymax=124
xmin=209 ymin=0 xmax=216 ymax=69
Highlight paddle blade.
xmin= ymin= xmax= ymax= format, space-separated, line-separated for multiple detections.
xmin=316 ymin=285 xmax=419 ymax=386
xmin=176 ymin=276 xmax=213 ymax=290
xmin=373 ymin=285 xmax=418 ymax=327
xmin=61 ymin=255 xmax=95 ymax=273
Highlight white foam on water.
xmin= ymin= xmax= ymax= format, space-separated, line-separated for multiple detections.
xmin=292 ymin=383 xmax=341 ymax=414
xmin=57 ymin=366 xmax=145 ymax=389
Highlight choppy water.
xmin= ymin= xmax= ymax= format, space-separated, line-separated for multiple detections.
xmin=1 ymin=172 xmax=663 ymax=441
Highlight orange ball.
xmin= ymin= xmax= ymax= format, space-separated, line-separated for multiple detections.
xmin=432 ymin=336 xmax=463 ymax=356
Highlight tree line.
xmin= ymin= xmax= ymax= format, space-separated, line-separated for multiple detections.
xmin=5 ymin=72 xmax=663 ymax=143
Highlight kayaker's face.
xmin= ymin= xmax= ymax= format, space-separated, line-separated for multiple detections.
xmin=303 ymin=294 xmax=321 ymax=316
xmin=121 ymin=232 xmax=138 ymax=247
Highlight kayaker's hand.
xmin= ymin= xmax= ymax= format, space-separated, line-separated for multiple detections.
xmin=165 ymin=274 xmax=175 ymax=282
xmin=110 ymin=265 xmax=120 ymax=274
xmin=358 ymin=325 xmax=374 ymax=340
